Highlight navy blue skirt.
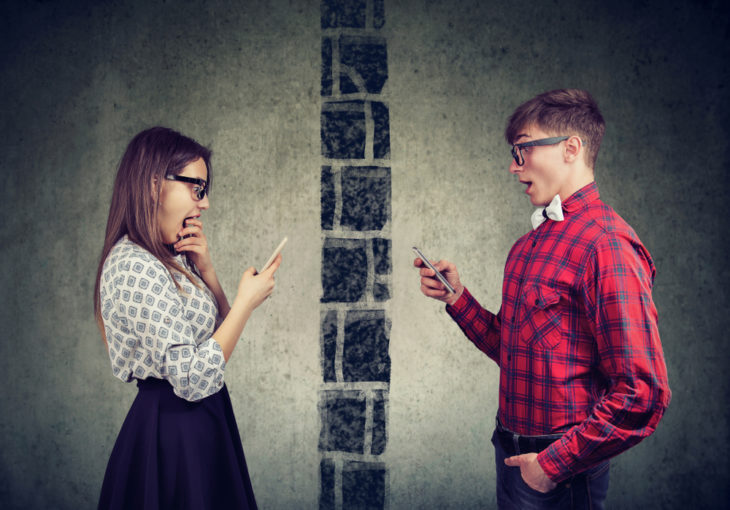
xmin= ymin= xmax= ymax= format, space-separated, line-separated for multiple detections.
xmin=98 ymin=378 xmax=257 ymax=510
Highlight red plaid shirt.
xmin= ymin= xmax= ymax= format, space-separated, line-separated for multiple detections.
xmin=446 ymin=182 xmax=671 ymax=483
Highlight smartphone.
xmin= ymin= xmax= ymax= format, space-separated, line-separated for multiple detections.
xmin=413 ymin=246 xmax=455 ymax=294
xmin=261 ymin=237 xmax=288 ymax=272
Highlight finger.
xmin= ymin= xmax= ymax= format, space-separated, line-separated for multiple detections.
xmin=184 ymin=217 xmax=203 ymax=228
xmin=420 ymin=279 xmax=440 ymax=293
xmin=174 ymin=238 xmax=206 ymax=252
xmin=244 ymin=266 xmax=257 ymax=277
xmin=434 ymin=260 xmax=452 ymax=272
xmin=418 ymin=267 xmax=435 ymax=277
xmin=175 ymin=235 xmax=202 ymax=246
xmin=414 ymin=258 xmax=424 ymax=267
xmin=421 ymin=284 xmax=448 ymax=298
xmin=178 ymin=225 xmax=204 ymax=239
xmin=504 ymin=455 xmax=527 ymax=467
xmin=175 ymin=244 xmax=205 ymax=256
xmin=264 ymin=253 xmax=282 ymax=275
xmin=420 ymin=275 xmax=447 ymax=290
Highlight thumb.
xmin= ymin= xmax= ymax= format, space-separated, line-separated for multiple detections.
xmin=264 ymin=253 xmax=282 ymax=275
xmin=504 ymin=454 xmax=528 ymax=467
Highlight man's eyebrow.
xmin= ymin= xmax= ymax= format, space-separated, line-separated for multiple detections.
xmin=513 ymin=133 xmax=529 ymax=143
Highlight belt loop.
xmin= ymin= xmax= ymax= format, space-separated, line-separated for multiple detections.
xmin=512 ymin=433 xmax=521 ymax=455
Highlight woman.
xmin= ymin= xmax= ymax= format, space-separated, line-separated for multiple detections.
xmin=94 ymin=127 xmax=278 ymax=509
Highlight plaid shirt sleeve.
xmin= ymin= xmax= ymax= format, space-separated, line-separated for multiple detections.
xmin=446 ymin=287 xmax=502 ymax=364
xmin=537 ymin=231 xmax=672 ymax=482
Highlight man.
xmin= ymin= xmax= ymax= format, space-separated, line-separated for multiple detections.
xmin=415 ymin=89 xmax=671 ymax=509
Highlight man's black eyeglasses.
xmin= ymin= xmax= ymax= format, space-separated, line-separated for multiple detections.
xmin=165 ymin=175 xmax=208 ymax=200
xmin=511 ymin=136 xmax=569 ymax=166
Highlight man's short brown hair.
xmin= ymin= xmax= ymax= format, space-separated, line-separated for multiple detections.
xmin=505 ymin=89 xmax=605 ymax=169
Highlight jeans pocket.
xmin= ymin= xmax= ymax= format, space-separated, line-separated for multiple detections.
xmin=515 ymin=472 xmax=569 ymax=502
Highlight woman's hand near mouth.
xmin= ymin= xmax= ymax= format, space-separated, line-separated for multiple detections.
xmin=174 ymin=217 xmax=214 ymax=275
xmin=175 ymin=216 xmax=233 ymax=321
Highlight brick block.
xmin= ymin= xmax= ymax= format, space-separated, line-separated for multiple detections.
xmin=322 ymin=102 xmax=365 ymax=159
xmin=321 ymin=310 xmax=337 ymax=382
xmin=321 ymin=166 xmax=335 ymax=229
xmin=343 ymin=310 xmax=390 ymax=382
xmin=373 ymin=0 xmax=385 ymax=29
xmin=340 ymin=36 xmax=388 ymax=95
xmin=343 ymin=461 xmax=386 ymax=510
xmin=341 ymin=166 xmax=390 ymax=231
xmin=321 ymin=238 xmax=367 ymax=302
xmin=321 ymin=37 xmax=333 ymax=96
xmin=372 ymin=101 xmax=390 ymax=159
xmin=373 ymin=282 xmax=389 ymax=302
xmin=372 ymin=238 xmax=390 ymax=274
xmin=319 ymin=391 xmax=366 ymax=453
xmin=372 ymin=391 xmax=387 ymax=455
xmin=321 ymin=0 xmax=366 ymax=29
xmin=319 ymin=458 xmax=335 ymax=510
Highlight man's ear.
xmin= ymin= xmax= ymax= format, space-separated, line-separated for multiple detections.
xmin=564 ymin=135 xmax=583 ymax=163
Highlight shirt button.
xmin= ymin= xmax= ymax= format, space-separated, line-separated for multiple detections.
xmin=507 ymin=354 xmax=512 ymax=361
xmin=505 ymin=396 xmax=510 ymax=403
xmin=535 ymin=299 xmax=540 ymax=305
xmin=532 ymin=241 xmax=536 ymax=247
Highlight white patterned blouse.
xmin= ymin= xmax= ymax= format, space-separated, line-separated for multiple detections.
xmin=100 ymin=235 xmax=226 ymax=402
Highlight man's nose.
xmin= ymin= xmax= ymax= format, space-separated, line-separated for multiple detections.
xmin=509 ymin=158 xmax=522 ymax=174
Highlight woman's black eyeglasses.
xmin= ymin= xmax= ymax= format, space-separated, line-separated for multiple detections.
xmin=511 ymin=136 xmax=570 ymax=166
xmin=165 ymin=175 xmax=208 ymax=200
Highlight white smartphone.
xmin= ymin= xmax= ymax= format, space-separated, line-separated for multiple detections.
xmin=261 ymin=237 xmax=288 ymax=272
xmin=413 ymin=246 xmax=455 ymax=294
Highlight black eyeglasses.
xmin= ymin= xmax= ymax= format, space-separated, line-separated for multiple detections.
xmin=511 ymin=136 xmax=569 ymax=166
xmin=165 ymin=175 xmax=208 ymax=200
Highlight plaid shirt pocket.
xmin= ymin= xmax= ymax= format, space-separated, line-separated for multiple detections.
xmin=520 ymin=284 xmax=563 ymax=349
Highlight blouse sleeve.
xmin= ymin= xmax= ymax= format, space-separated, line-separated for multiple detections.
xmin=100 ymin=247 xmax=226 ymax=402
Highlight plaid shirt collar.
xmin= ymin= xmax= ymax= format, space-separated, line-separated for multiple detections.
xmin=562 ymin=181 xmax=600 ymax=215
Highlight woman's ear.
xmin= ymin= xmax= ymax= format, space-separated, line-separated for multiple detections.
xmin=151 ymin=176 xmax=159 ymax=202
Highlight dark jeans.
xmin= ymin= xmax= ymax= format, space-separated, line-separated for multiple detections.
xmin=492 ymin=427 xmax=610 ymax=510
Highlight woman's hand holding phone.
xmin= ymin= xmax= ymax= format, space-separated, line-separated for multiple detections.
xmin=236 ymin=237 xmax=287 ymax=310
xmin=236 ymin=254 xmax=281 ymax=311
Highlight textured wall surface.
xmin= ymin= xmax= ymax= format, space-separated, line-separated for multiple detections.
xmin=1 ymin=0 xmax=728 ymax=509
xmin=319 ymin=2 xmax=392 ymax=509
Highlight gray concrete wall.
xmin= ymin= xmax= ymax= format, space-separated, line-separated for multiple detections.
xmin=1 ymin=0 xmax=727 ymax=508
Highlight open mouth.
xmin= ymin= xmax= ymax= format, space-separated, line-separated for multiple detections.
xmin=520 ymin=180 xmax=532 ymax=194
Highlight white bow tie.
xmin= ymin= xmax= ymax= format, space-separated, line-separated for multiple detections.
xmin=531 ymin=194 xmax=564 ymax=230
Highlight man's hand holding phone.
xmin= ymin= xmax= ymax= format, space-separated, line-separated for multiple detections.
xmin=413 ymin=247 xmax=464 ymax=306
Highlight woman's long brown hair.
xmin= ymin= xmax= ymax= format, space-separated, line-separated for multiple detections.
xmin=93 ymin=127 xmax=213 ymax=345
